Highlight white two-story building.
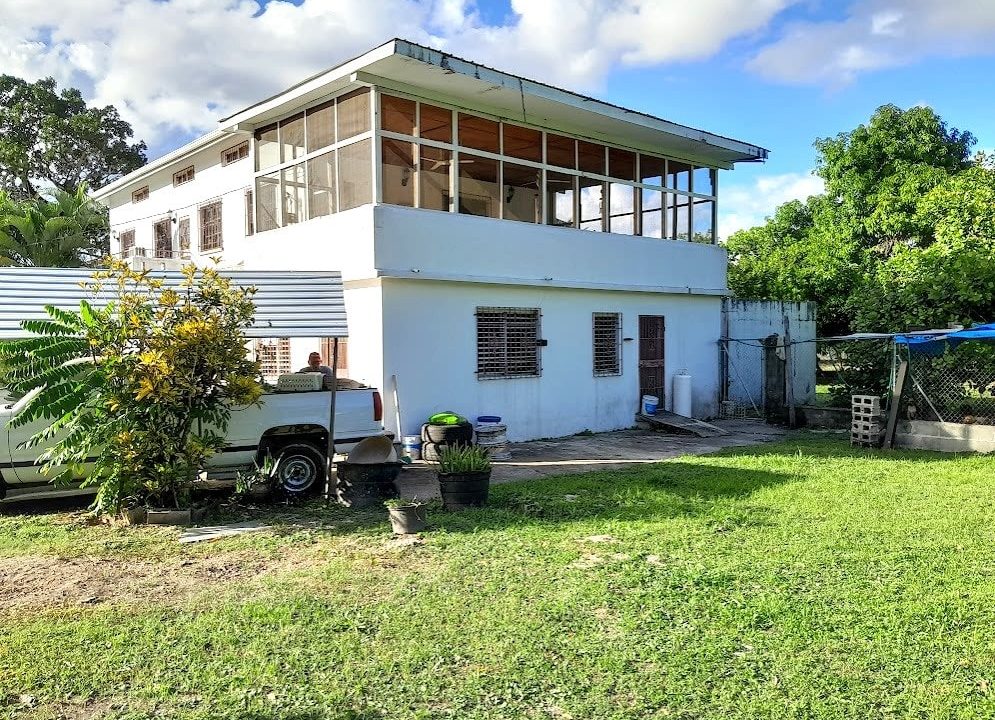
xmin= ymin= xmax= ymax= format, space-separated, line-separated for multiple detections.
xmin=93 ymin=39 xmax=768 ymax=442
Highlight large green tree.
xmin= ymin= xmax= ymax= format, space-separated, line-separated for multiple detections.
xmin=0 ymin=185 xmax=109 ymax=267
xmin=0 ymin=76 xmax=147 ymax=200
xmin=814 ymin=103 xmax=975 ymax=254
xmin=727 ymin=104 xmax=980 ymax=335
xmin=852 ymin=159 xmax=995 ymax=332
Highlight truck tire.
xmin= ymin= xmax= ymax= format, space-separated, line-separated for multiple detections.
xmin=272 ymin=442 xmax=326 ymax=496
xmin=421 ymin=441 xmax=445 ymax=463
xmin=421 ymin=422 xmax=474 ymax=445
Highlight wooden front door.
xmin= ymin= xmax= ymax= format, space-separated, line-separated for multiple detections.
xmin=639 ymin=315 xmax=665 ymax=409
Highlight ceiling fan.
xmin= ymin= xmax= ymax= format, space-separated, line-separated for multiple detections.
xmin=423 ymin=158 xmax=474 ymax=171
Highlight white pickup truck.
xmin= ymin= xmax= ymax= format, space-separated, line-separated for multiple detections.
xmin=0 ymin=380 xmax=387 ymax=503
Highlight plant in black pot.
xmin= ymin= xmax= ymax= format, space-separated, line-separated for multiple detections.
xmin=436 ymin=445 xmax=492 ymax=510
xmin=384 ymin=497 xmax=428 ymax=535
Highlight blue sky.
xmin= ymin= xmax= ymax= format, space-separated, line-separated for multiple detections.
xmin=4 ymin=0 xmax=993 ymax=235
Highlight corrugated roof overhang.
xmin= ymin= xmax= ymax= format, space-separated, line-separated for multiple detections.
xmin=0 ymin=268 xmax=347 ymax=339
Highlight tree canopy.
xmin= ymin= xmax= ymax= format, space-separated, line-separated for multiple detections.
xmin=0 ymin=75 xmax=147 ymax=201
xmin=0 ymin=185 xmax=108 ymax=267
xmin=727 ymin=104 xmax=986 ymax=336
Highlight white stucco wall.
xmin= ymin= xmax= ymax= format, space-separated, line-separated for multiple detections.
xmin=222 ymin=205 xmax=377 ymax=280
xmin=106 ymin=136 xmax=253 ymax=260
xmin=372 ymin=204 xmax=727 ymax=293
xmin=378 ymin=278 xmax=721 ymax=442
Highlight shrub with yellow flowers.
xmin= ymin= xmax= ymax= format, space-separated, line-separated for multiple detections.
xmin=0 ymin=261 xmax=261 ymax=514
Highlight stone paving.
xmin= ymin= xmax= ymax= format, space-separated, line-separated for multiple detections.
xmin=396 ymin=419 xmax=786 ymax=499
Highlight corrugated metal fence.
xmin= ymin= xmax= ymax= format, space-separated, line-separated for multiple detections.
xmin=0 ymin=268 xmax=348 ymax=339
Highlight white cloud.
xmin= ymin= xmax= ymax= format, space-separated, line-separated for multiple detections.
xmin=718 ymin=171 xmax=824 ymax=239
xmin=749 ymin=0 xmax=995 ymax=85
xmin=0 ymin=0 xmax=792 ymax=150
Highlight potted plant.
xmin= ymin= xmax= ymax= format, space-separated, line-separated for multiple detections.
xmin=436 ymin=445 xmax=492 ymax=510
xmin=385 ymin=497 xmax=427 ymax=534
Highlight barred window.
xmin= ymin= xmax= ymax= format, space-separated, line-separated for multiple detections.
xmin=132 ymin=186 xmax=148 ymax=203
xmin=172 ymin=166 xmax=195 ymax=186
xmin=593 ymin=312 xmax=622 ymax=376
xmin=119 ymin=229 xmax=135 ymax=256
xmin=199 ymin=201 xmax=223 ymax=252
xmin=476 ymin=307 xmax=541 ymax=379
xmin=221 ymin=141 xmax=249 ymax=166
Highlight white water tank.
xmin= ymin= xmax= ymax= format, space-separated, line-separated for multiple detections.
xmin=673 ymin=370 xmax=693 ymax=417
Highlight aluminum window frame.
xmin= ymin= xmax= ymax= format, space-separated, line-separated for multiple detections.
xmin=251 ymin=85 xmax=376 ymax=232
xmin=374 ymin=88 xmax=719 ymax=242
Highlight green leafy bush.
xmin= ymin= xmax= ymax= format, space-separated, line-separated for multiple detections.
xmin=0 ymin=261 xmax=260 ymax=514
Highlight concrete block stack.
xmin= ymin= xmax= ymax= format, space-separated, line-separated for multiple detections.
xmin=851 ymin=395 xmax=883 ymax=447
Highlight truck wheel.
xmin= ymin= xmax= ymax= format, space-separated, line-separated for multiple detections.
xmin=273 ymin=443 xmax=326 ymax=496
xmin=422 ymin=422 xmax=474 ymax=445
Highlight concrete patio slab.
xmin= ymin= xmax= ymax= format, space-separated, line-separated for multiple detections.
xmin=396 ymin=419 xmax=786 ymax=499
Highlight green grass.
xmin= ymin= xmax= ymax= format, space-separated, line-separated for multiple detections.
xmin=3 ymin=436 xmax=995 ymax=719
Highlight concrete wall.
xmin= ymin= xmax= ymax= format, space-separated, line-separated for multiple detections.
xmin=372 ymin=204 xmax=727 ymax=293
xmin=378 ymin=278 xmax=722 ymax=441
xmin=895 ymin=420 xmax=995 ymax=453
xmin=724 ymin=299 xmax=817 ymax=407
xmin=223 ymin=205 xmax=377 ymax=281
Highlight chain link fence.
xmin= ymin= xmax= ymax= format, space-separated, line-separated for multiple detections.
xmin=719 ymin=338 xmax=766 ymax=418
xmin=816 ymin=339 xmax=893 ymax=408
xmin=905 ymin=344 xmax=995 ymax=424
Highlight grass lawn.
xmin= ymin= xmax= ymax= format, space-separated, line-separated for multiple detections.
xmin=3 ymin=435 xmax=995 ymax=719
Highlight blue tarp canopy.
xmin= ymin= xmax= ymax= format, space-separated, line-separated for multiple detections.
xmin=895 ymin=323 xmax=995 ymax=355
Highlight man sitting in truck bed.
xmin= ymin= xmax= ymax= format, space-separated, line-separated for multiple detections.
xmin=299 ymin=352 xmax=333 ymax=380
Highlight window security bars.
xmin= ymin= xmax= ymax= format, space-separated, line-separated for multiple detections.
xmin=476 ymin=307 xmax=541 ymax=379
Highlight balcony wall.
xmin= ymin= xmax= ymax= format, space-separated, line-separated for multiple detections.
xmin=371 ymin=204 xmax=727 ymax=293
xmin=224 ymin=205 xmax=377 ymax=280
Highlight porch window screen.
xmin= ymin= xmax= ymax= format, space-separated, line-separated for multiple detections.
xmin=593 ymin=312 xmax=622 ymax=376
xmin=476 ymin=307 xmax=541 ymax=379
xmin=199 ymin=201 xmax=223 ymax=252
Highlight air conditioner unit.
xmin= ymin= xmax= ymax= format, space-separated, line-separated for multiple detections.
xmin=277 ymin=373 xmax=324 ymax=392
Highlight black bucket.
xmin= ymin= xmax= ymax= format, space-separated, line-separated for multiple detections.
xmin=336 ymin=461 xmax=402 ymax=508
xmin=439 ymin=470 xmax=491 ymax=510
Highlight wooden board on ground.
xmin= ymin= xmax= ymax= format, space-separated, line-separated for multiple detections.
xmin=637 ymin=411 xmax=730 ymax=438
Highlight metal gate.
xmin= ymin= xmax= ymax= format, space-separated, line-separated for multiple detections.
xmin=719 ymin=337 xmax=767 ymax=418
xmin=639 ymin=315 xmax=665 ymax=407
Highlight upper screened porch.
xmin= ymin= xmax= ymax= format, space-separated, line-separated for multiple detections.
xmin=251 ymin=85 xmax=722 ymax=244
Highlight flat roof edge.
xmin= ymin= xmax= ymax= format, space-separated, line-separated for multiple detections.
xmin=392 ymin=39 xmax=768 ymax=161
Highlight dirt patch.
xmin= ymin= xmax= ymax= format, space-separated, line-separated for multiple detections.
xmin=0 ymin=551 xmax=274 ymax=611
